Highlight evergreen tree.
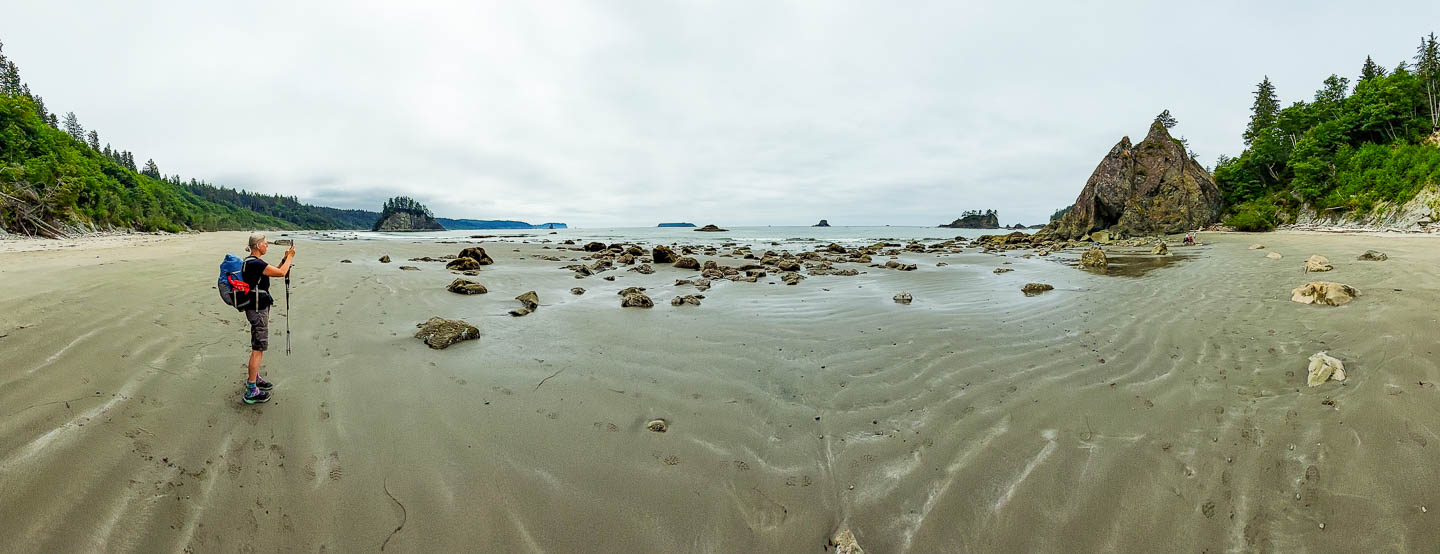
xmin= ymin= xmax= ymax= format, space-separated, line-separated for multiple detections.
xmin=1360 ymin=55 xmax=1387 ymax=81
xmin=1417 ymin=32 xmax=1440 ymax=131
xmin=142 ymin=159 xmax=160 ymax=178
xmin=1243 ymin=77 xmax=1280 ymax=146
xmin=46 ymin=112 xmax=57 ymax=127
xmin=62 ymin=111 xmax=84 ymax=142
xmin=1155 ymin=109 xmax=1178 ymax=129
xmin=103 ymin=143 xmax=112 ymax=157
xmin=86 ymin=130 xmax=100 ymax=150
xmin=31 ymin=94 xmax=49 ymax=122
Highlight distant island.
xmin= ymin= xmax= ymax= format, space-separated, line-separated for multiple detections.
xmin=813 ymin=219 xmax=830 ymax=227
xmin=438 ymin=218 xmax=567 ymax=230
xmin=939 ymin=210 xmax=1000 ymax=229
xmin=657 ymin=222 xmax=696 ymax=227
xmin=373 ymin=196 xmax=444 ymax=231
xmin=694 ymin=224 xmax=728 ymax=232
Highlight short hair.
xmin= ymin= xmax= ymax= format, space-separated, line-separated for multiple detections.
xmin=246 ymin=232 xmax=267 ymax=252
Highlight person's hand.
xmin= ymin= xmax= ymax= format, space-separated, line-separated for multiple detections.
xmin=286 ymin=244 xmax=296 ymax=259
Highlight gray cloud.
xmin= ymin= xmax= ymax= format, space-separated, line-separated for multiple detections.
xmin=5 ymin=1 xmax=1437 ymax=227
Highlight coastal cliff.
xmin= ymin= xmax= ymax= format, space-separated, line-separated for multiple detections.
xmin=1046 ymin=119 xmax=1221 ymax=239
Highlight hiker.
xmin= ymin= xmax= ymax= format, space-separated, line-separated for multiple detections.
xmin=240 ymin=232 xmax=295 ymax=404
xmin=1183 ymin=232 xmax=1196 ymax=246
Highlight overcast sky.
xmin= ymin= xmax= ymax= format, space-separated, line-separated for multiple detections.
xmin=4 ymin=2 xmax=1437 ymax=227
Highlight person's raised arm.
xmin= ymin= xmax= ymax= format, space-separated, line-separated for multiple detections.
xmin=262 ymin=245 xmax=296 ymax=277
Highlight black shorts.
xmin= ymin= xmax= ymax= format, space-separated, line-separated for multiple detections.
xmin=245 ymin=308 xmax=269 ymax=351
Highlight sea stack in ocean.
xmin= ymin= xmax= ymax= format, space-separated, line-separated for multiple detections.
xmin=372 ymin=196 xmax=445 ymax=232
xmin=1043 ymin=118 xmax=1221 ymax=239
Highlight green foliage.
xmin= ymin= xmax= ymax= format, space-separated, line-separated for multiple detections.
xmin=1155 ymin=109 xmax=1177 ymax=129
xmin=1216 ymin=33 xmax=1440 ymax=222
xmin=1050 ymin=204 xmax=1074 ymax=221
xmin=1223 ymin=200 xmax=1279 ymax=231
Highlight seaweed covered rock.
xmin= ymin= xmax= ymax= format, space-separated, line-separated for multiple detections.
xmin=621 ymin=292 xmax=654 ymax=308
xmin=1044 ymin=119 xmax=1222 ymax=239
xmin=1022 ymin=283 xmax=1054 ymax=296
xmin=414 ymin=317 xmax=479 ymax=349
xmin=674 ymin=257 xmax=700 ymax=269
xmin=447 ymin=279 xmax=488 ymax=295
xmin=457 ymin=246 xmax=494 ymax=265
xmin=379 ymin=255 xmax=391 ymax=263
xmin=583 ymin=241 xmax=607 ymax=252
xmin=1357 ymin=250 xmax=1388 ymax=261
xmin=652 ymin=246 xmax=676 ymax=264
xmin=446 ymin=257 xmax=480 ymax=271
xmin=1080 ymin=247 xmax=1108 ymax=269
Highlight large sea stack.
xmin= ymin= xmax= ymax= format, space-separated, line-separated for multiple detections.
xmin=1045 ymin=119 xmax=1221 ymax=239
xmin=372 ymin=196 xmax=445 ymax=232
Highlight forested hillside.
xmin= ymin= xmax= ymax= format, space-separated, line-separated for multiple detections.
xmin=0 ymin=39 xmax=376 ymax=236
xmin=1215 ymin=32 xmax=1440 ymax=230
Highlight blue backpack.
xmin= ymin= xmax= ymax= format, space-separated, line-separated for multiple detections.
xmin=218 ymin=254 xmax=271 ymax=311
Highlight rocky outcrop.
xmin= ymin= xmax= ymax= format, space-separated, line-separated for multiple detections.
xmin=652 ymin=246 xmax=676 ymax=264
xmin=457 ymin=247 xmax=494 ymax=265
xmin=414 ymin=317 xmax=479 ymax=349
xmin=621 ymin=292 xmax=654 ymax=308
xmin=893 ymin=292 xmax=913 ymax=304
xmin=670 ymin=294 xmax=703 ymax=306
xmin=372 ymin=211 xmax=444 ymax=232
xmin=813 ymin=219 xmax=831 ymax=227
xmin=674 ymin=257 xmax=700 ymax=269
xmin=940 ymin=210 xmax=1000 ymax=229
xmin=1080 ymin=247 xmax=1108 ymax=269
xmin=1044 ymin=119 xmax=1222 ymax=239
xmin=446 ymin=257 xmax=480 ymax=271
xmin=1304 ymin=255 xmax=1333 ymax=272
xmin=1291 ymin=282 xmax=1358 ymax=306
xmin=447 ymin=279 xmax=488 ymax=295
xmin=1022 ymin=283 xmax=1054 ymax=296
xmin=511 ymin=291 xmax=539 ymax=316
xmin=1357 ymin=250 xmax=1388 ymax=261
xmin=694 ymin=224 xmax=728 ymax=232
xmin=379 ymin=255 xmax=391 ymax=263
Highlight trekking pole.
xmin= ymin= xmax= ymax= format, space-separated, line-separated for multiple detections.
xmin=285 ymin=264 xmax=293 ymax=356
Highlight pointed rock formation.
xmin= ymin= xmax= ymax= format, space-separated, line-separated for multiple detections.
xmin=1044 ymin=119 xmax=1221 ymax=239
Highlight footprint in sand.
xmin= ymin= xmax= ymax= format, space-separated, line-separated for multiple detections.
xmin=592 ymin=422 xmax=620 ymax=432
xmin=663 ymin=455 xmax=680 ymax=466
xmin=784 ymin=475 xmax=813 ymax=487
xmin=732 ymin=460 xmax=750 ymax=471
xmin=327 ymin=451 xmax=344 ymax=481
xmin=318 ymin=402 xmax=330 ymax=420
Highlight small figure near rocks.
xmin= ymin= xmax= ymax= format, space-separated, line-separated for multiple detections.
xmin=398 ymin=265 xmax=421 ymax=271
xmin=1290 ymin=281 xmax=1359 ymax=306
xmin=414 ymin=317 xmax=479 ymax=349
xmin=1151 ymin=242 xmax=1170 ymax=256
xmin=570 ymin=287 xmax=585 ymax=295
xmin=893 ymin=292 xmax=912 ymax=304
xmin=1357 ymin=250 xmax=1388 ymax=261
xmin=993 ymin=268 xmax=1013 ymax=274
xmin=1304 ymin=255 xmax=1333 ymax=272
xmin=674 ymin=257 xmax=700 ymax=269
xmin=646 ymin=419 xmax=668 ymax=432
xmin=1021 ymin=283 xmax=1054 ymax=296
xmin=671 ymin=294 xmax=704 ymax=306
xmin=1306 ymin=352 xmax=1346 ymax=387
xmin=621 ymin=291 xmax=654 ymax=308
xmin=379 ymin=255 xmax=391 ymax=263
xmin=447 ymin=278 xmax=488 ymax=295
xmin=1079 ymin=247 xmax=1107 ymax=269
xmin=1266 ymin=252 xmax=1283 ymax=260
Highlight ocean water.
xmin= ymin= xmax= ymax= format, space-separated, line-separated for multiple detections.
xmin=315 ymin=225 xmax=1032 ymax=249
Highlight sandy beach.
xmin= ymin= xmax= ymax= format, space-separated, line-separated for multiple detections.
xmin=2 ymin=230 xmax=1439 ymax=552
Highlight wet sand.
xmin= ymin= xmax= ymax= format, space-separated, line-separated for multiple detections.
xmin=2 ymin=230 xmax=1438 ymax=552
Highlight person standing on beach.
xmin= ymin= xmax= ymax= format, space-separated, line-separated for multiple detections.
xmin=240 ymin=232 xmax=295 ymax=404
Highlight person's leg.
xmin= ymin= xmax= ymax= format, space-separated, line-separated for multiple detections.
xmin=243 ymin=309 xmax=272 ymax=403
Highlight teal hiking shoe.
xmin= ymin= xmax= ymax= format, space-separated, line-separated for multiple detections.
xmin=243 ymin=388 xmax=271 ymax=404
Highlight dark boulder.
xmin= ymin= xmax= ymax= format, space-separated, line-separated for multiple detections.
xmin=447 ymin=279 xmax=488 ymax=295
xmin=457 ymin=247 xmax=494 ymax=265
xmin=652 ymin=246 xmax=677 ymax=264
xmin=414 ymin=317 xmax=479 ymax=349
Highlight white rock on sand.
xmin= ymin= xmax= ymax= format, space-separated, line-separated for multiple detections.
xmin=1266 ymin=251 xmax=1283 ymax=260
xmin=1307 ymin=352 xmax=1346 ymax=387
xmin=1304 ymin=255 xmax=1332 ymax=272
